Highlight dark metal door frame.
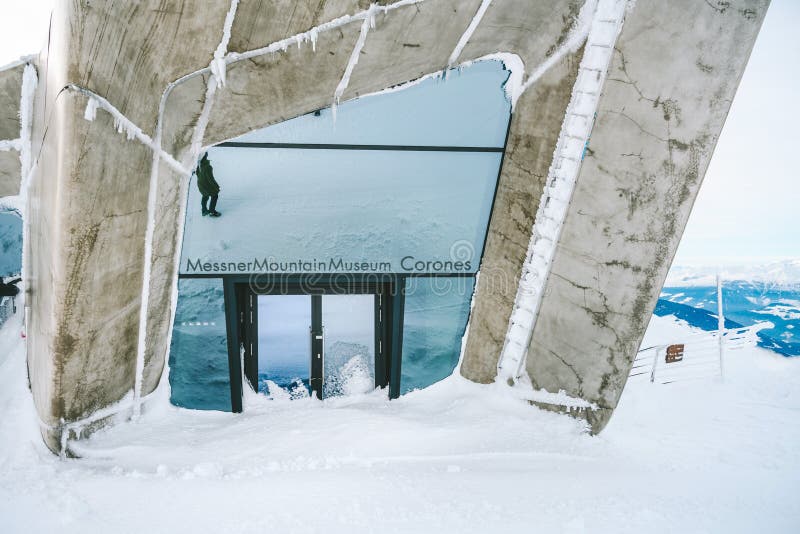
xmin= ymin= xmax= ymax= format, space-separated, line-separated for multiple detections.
xmin=310 ymin=295 xmax=323 ymax=399
xmin=225 ymin=274 xmax=404 ymax=411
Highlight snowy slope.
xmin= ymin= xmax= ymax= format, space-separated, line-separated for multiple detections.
xmin=0 ymin=298 xmax=799 ymax=532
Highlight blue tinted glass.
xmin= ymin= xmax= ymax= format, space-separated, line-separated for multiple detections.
xmin=401 ymin=277 xmax=474 ymax=394
xmin=0 ymin=211 xmax=22 ymax=277
xmin=235 ymin=60 xmax=511 ymax=148
xmin=257 ymin=295 xmax=311 ymax=394
xmin=168 ymin=278 xmax=231 ymax=411
xmin=180 ymin=149 xmax=499 ymax=275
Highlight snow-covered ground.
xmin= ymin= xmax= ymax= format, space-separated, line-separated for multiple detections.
xmin=1 ymin=300 xmax=798 ymax=532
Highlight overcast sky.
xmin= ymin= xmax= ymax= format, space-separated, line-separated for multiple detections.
xmin=0 ymin=1 xmax=796 ymax=265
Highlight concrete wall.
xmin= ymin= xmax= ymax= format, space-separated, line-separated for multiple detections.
xmin=0 ymin=63 xmax=23 ymax=197
xmin=522 ymin=0 xmax=769 ymax=432
xmin=10 ymin=0 xmax=767 ymax=452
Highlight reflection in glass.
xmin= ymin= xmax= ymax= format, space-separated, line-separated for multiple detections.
xmin=257 ymin=295 xmax=311 ymax=397
xmin=179 ymin=61 xmax=512 ymax=277
xmin=235 ymin=60 xmax=511 ymax=151
xmin=168 ymin=278 xmax=231 ymax=411
xmin=180 ymin=150 xmax=500 ymax=275
xmin=322 ymin=295 xmax=375 ymax=398
xmin=401 ymin=277 xmax=475 ymax=394
xmin=0 ymin=211 xmax=22 ymax=277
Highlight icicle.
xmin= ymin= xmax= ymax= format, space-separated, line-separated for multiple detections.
xmin=209 ymin=0 xmax=240 ymax=89
xmin=309 ymin=27 xmax=318 ymax=52
xmin=83 ymin=97 xmax=98 ymax=121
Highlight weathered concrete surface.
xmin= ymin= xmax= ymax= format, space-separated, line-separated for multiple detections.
xmin=27 ymin=0 xmax=232 ymax=451
xmin=524 ymin=0 xmax=769 ymax=432
xmin=227 ymin=0 xmax=377 ymax=54
xmin=459 ymin=0 xmax=584 ymax=73
xmin=0 ymin=64 xmax=23 ymax=141
xmin=21 ymin=0 xmax=768 ymax=452
xmin=0 ymin=63 xmax=23 ymax=197
xmin=341 ymin=0 xmax=482 ymax=100
xmin=205 ymin=19 xmax=364 ymax=146
xmin=0 ymin=151 xmax=21 ymax=197
xmin=460 ymin=49 xmax=581 ymax=382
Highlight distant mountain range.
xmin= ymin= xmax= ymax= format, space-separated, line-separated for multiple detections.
xmin=665 ymin=259 xmax=800 ymax=288
xmin=659 ymin=260 xmax=799 ymax=357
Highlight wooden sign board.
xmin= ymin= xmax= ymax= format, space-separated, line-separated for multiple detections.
xmin=666 ymin=344 xmax=684 ymax=363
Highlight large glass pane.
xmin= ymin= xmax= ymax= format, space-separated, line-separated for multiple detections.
xmin=257 ymin=295 xmax=311 ymax=396
xmin=322 ymin=294 xmax=375 ymax=398
xmin=179 ymin=60 xmax=512 ymax=277
xmin=235 ymin=60 xmax=511 ymax=148
xmin=168 ymin=278 xmax=231 ymax=411
xmin=0 ymin=211 xmax=22 ymax=277
xmin=180 ymin=149 xmax=499 ymax=275
xmin=401 ymin=277 xmax=475 ymax=394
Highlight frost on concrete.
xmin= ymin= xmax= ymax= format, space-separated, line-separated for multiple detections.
xmin=19 ymin=63 xmax=36 ymax=183
xmin=332 ymin=6 xmax=377 ymax=119
xmin=74 ymin=87 xmax=187 ymax=175
xmin=0 ymin=139 xmax=21 ymax=152
xmin=496 ymin=0 xmax=631 ymax=389
xmin=133 ymin=0 xmax=241 ymax=418
xmin=209 ymin=0 xmax=240 ymax=88
xmin=448 ymin=0 xmax=597 ymax=109
xmin=447 ymin=0 xmax=494 ymax=69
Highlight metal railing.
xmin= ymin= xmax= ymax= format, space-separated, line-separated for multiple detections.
xmin=629 ymin=322 xmax=768 ymax=385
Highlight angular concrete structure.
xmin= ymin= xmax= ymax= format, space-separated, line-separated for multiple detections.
xmin=0 ymin=0 xmax=768 ymax=453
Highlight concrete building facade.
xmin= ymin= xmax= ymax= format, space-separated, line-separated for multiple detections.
xmin=0 ymin=0 xmax=768 ymax=453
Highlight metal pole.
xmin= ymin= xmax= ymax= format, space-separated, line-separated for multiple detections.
xmin=650 ymin=346 xmax=661 ymax=383
xmin=717 ymin=273 xmax=725 ymax=382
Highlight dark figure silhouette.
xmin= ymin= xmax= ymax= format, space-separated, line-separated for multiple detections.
xmin=196 ymin=153 xmax=221 ymax=217
xmin=0 ymin=277 xmax=20 ymax=297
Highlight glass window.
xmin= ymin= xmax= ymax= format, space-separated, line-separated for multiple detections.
xmin=0 ymin=211 xmax=22 ymax=277
xmin=401 ymin=276 xmax=474 ymax=394
xmin=179 ymin=60 xmax=512 ymax=277
xmin=180 ymin=149 xmax=500 ymax=275
xmin=168 ymin=278 xmax=231 ymax=411
xmin=234 ymin=60 xmax=511 ymax=148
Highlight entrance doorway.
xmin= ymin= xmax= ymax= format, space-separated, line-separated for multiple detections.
xmin=321 ymin=295 xmax=375 ymax=398
xmin=230 ymin=275 xmax=402 ymax=407
xmin=257 ymin=295 xmax=312 ymax=397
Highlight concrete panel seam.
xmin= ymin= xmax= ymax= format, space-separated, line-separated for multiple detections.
xmin=19 ymin=63 xmax=36 ymax=185
xmin=133 ymin=0 xmax=241 ymax=419
xmin=447 ymin=0 xmax=494 ymax=68
xmin=68 ymin=85 xmax=187 ymax=175
xmin=496 ymin=0 xmax=631 ymax=388
xmin=333 ymin=6 xmax=377 ymax=118
xmin=457 ymin=0 xmax=596 ymax=109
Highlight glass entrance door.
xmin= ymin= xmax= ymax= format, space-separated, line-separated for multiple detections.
xmin=322 ymin=295 xmax=376 ymax=398
xmin=255 ymin=292 xmax=377 ymax=400
xmin=257 ymin=295 xmax=312 ymax=397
